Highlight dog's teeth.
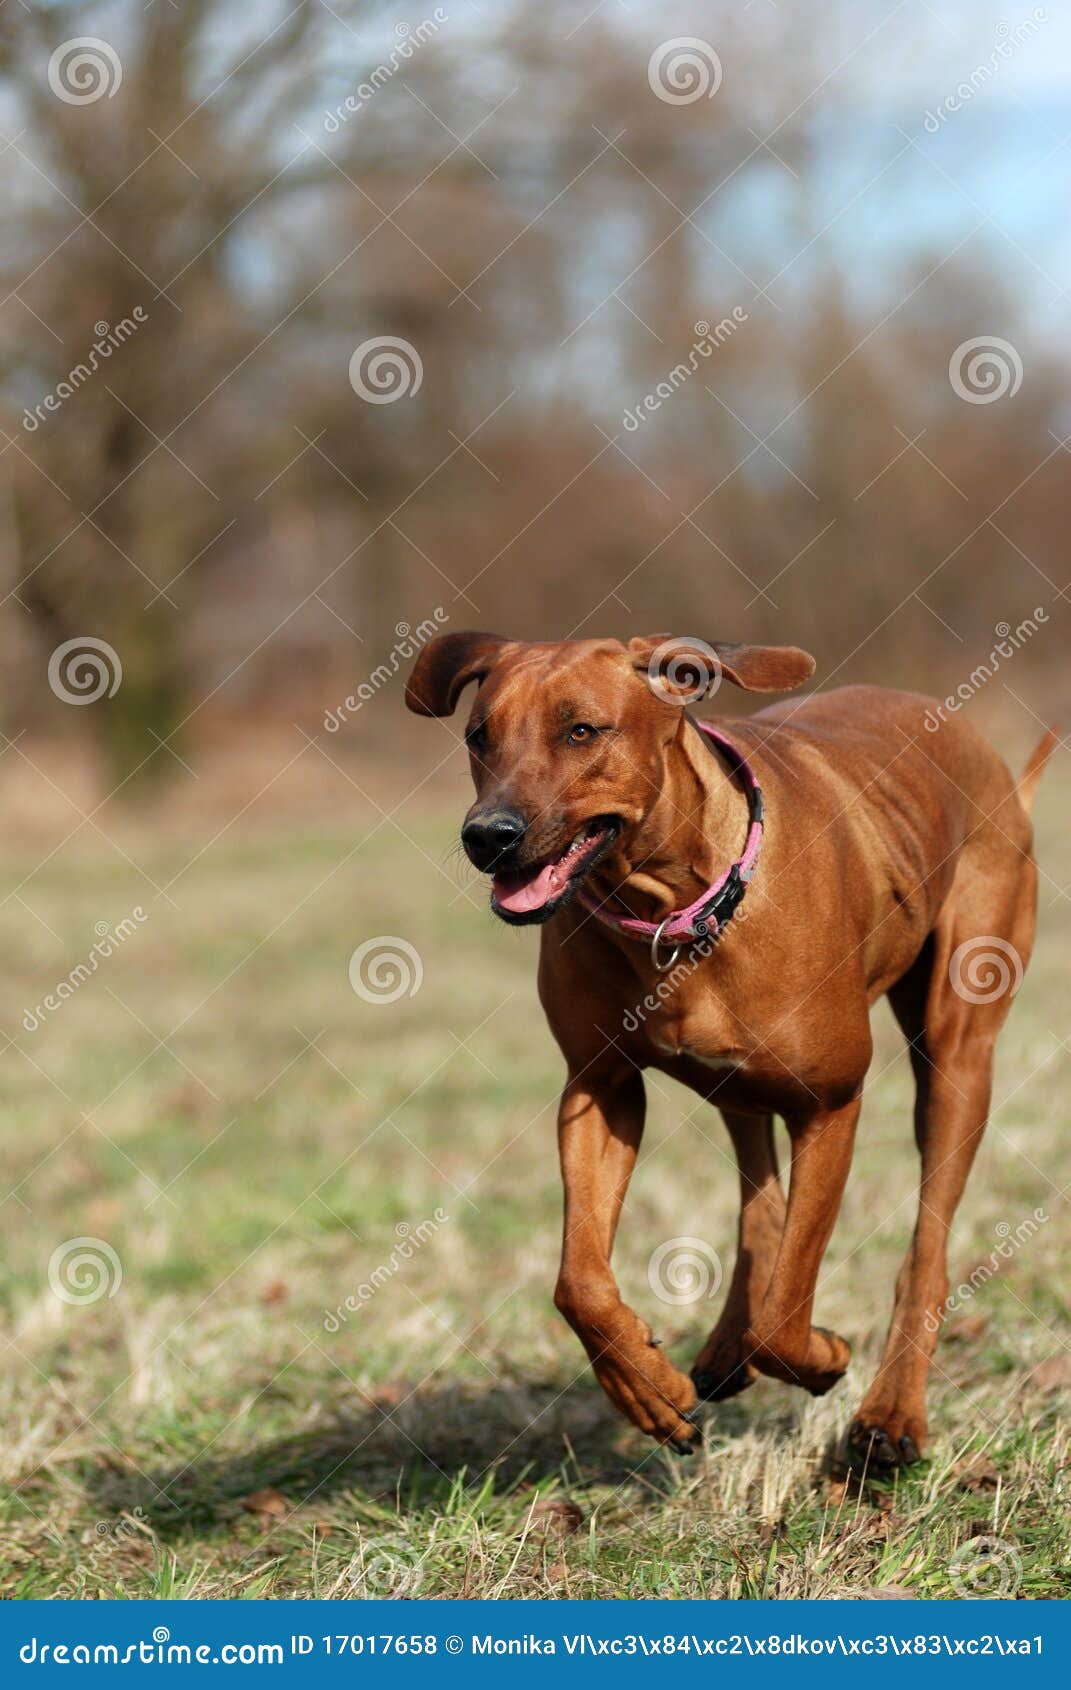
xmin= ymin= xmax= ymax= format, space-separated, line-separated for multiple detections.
xmin=562 ymin=821 xmax=606 ymax=861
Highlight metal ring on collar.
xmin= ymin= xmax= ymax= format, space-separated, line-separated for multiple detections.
xmin=650 ymin=917 xmax=683 ymax=972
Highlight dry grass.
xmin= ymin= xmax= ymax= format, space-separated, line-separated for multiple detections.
xmin=0 ymin=734 xmax=1068 ymax=1599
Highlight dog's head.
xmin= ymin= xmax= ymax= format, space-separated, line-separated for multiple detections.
xmin=405 ymin=633 xmax=814 ymax=925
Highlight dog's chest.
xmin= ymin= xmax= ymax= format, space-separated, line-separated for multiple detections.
xmin=636 ymin=996 xmax=808 ymax=1107
xmin=652 ymin=1030 xmax=744 ymax=1073
xmin=619 ymin=958 xmax=869 ymax=1111
xmin=626 ymin=987 xmax=750 ymax=1074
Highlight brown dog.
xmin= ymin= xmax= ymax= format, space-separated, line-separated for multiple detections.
xmin=405 ymin=632 xmax=1054 ymax=1464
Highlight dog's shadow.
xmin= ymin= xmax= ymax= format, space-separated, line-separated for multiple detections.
xmin=84 ymin=1380 xmax=775 ymax=1540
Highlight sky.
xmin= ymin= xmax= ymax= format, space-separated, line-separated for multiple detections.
xmin=7 ymin=0 xmax=1068 ymax=342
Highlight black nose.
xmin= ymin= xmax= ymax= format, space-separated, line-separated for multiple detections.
xmin=461 ymin=808 xmax=527 ymax=871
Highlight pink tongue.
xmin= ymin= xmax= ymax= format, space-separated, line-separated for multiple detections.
xmin=493 ymin=858 xmax=570 ymax=914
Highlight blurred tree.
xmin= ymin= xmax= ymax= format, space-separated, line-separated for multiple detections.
xmin=0 ymin=0 xmax=1065 ymax=786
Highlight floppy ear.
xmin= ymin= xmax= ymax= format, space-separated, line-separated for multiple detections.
xmin=405 ymin=631 xmax=512 ymax=717
xmin=628 ymin=635 xmax=815 ymax=697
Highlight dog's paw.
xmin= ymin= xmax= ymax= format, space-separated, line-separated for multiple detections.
xmin=690 ymin=1357 xmax=758 ymax=1403
xmin=586 ymin=1305 xmax=702 ymax=1451
xmin=805 ymin=1326 xmax=852 ymax=1395
xmin=744 ymin=1322 xmax=851 ymax=1396
xmin=848 ymin=1415 xmax=925 ymax=1470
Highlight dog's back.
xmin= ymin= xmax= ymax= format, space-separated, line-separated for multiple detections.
xmin=722 ymin=683 xmax=1050 ymax=999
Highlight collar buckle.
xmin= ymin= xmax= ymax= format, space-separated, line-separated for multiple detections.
xmin=691 ymin=859 xmax=750 ymax=939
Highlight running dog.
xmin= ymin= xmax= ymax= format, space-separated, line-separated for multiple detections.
xmin=405 ymin=632 xmax=1054 ymax=1462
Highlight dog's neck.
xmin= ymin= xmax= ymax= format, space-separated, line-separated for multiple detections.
xmin=586 ymin=714 xmax=750 ymax=924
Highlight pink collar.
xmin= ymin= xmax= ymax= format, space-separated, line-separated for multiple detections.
xmin=577 ymin=723 xmax=764 ymax=966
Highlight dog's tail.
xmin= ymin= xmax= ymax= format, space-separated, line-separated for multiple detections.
xmin=1016 ymin=726 xmax=1060 ymax=816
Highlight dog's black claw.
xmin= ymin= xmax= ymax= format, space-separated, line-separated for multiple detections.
xmin=849 ymin=1421 xmax=898 ymax=1470
xmin=682 ymin=1409 xmax=700 ymax=1426
xmin=667 ymin=1421 xmax=703 ymax=1456
xmin=648 ymin=1336 xmax=662 ymax=1347
xmin=849 ymin=1419 xmax=922 ymax=1471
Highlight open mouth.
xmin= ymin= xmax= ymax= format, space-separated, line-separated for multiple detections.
xmin=491 ymin=817 xmax=620 ymax=924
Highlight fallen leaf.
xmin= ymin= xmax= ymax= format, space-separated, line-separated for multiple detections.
xmin=858 ymin=1584 xmax=914 ymax=1600
xmin=522 ymin=1498 xmax=584 ymax=1539
xmin=260 ymin=1280 xmax=289 ymax=1307
xmin=869 ymin=1511 xmax=899 ymax=1535
xmin=240 ymin=1487 xmax=288 ymax=1524
xmin=826 ymin=1466 xmax=871 ymax=1507
xmin=312 ymin=1522 xmax=332 ymax=1541
xmin=1029 ymin=1355 xmax=1071 ymax=1393
xmin=952 ymin=1454 xmax=999 ymax=1493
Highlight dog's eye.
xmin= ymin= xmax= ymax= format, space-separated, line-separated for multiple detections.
xmin=568 ymin=723 xmax=599 ymax=744
xmin=466 ymin=724 xmax=489 ymax=753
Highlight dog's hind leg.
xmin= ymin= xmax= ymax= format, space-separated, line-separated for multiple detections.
xmin=691 ymin=1111 xmax=786 ymax=1402
xmin=851 ymin=846 xmax=1038 ymax=1469
xmin=742 ymin=1098 xmax=859 ymax=1395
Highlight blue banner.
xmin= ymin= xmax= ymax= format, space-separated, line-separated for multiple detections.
xmin=3 ymin=1600 xmax=1062 ymax=1685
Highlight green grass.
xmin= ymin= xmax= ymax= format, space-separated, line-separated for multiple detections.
xmin=0 ymin=763 xmax=1068 ymax=1599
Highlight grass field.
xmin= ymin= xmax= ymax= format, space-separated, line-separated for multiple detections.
xmin=0 ymin=733 xmax=1068 ymax=1600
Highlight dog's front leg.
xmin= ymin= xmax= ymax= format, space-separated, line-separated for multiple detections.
xmin=553 ymin=1071 xmax=701 ymax=1453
